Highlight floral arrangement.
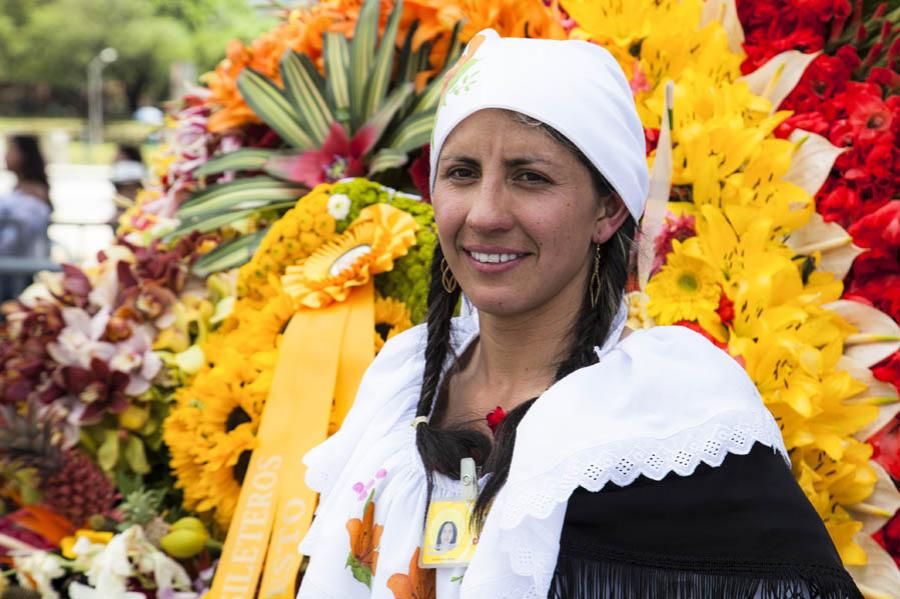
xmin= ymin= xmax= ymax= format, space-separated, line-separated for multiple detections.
xmin=736 ymin=0 xmax=900 ymax=568
xmin=562 ymin=0 xmax=899 ymax=589
xmin=0 ymin=0 xmax=897 ymax=596
xmin=164 ymin=178 xmax=433 ymax=530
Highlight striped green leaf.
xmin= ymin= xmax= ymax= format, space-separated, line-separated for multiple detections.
xmin=362 ymin=0 xmax=403 ymax=122
xmin=324 ymin=33 xmax=351 ymax=127
xmin=396 ymin=22 xmax=420 ymax=84
xmin=367 ymin=148 xmax=409 ymax=176
xmin=237 ymin=68 xmax=316 ymax=150
xmin=165 ymin=208 xmax=258 ymax=242
xmin=192 ymin=228 xmax=270 ymax=277
xmin=178 ymin=177 xmax=306 ymax=219
xmin=348 ymin=0 xmax=380 ymax=127
xmin=194 ymin=149 xmax=277 ymax=178
xmin=280 ymin=50 xmax=334 ymax=145
xmin=412 ymin=23 xmax=464 ymax=114
xmin=388 ymin=111 xmax=434 ymax=153
xmin=366 ymin=83 xmax=414 ymax=149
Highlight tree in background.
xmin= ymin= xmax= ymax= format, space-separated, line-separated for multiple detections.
xmin=0 ymin=0 xmax=274 ymax=115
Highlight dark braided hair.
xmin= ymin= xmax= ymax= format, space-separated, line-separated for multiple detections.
xmin=415 ymin=112 xmax=637 ymax=532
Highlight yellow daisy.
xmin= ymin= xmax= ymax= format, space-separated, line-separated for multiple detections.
xmin=646 ymin=242 xmax=721 ymax=325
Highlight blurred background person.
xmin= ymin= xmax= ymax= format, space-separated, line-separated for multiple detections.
xmin=110 ymin=143 xmax=145 ymax=202
xmin=0 ymin=134 xmax=52 ymax=258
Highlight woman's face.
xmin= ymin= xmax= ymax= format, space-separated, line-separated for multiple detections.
xmin=432 ymin=109 xmax=626 ymax=317
xmin=4 ymin=140 xmax=22 ymax=173
xmin=439 ymin=523 xmax=454 ymax=544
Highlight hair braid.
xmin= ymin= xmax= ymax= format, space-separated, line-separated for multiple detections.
xmin=416 ymin=245 xmax=492 ymax=510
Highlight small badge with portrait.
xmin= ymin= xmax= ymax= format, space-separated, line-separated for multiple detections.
xmin=420 ymin=458 xmax=479 ymax=569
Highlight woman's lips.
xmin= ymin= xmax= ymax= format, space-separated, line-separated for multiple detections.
xmin=462 ymin=248 xmax=530 ymax=273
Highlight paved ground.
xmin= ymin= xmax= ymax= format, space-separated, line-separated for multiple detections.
xmin=1 ymin=164 xmax=116 ymax=265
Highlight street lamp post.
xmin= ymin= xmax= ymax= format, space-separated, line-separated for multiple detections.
xmin=87 ymin=47 xmax=118 ymax=161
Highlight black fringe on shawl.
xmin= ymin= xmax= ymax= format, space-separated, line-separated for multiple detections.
xmin=549 ymin=550 xmax=863 ymax=599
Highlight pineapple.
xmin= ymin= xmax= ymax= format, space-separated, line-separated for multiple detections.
xmin=0 ymin=402 xmax=117 ymax=527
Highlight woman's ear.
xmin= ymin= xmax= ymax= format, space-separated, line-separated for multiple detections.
xmin=592 ymin=195 xmax=629 ymax=244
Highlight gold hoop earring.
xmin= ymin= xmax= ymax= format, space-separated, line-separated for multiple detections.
xmin=590 ymin=244 xmax=601 ymax=309
xmin=441 ymin=258 xmax=458 ymax=293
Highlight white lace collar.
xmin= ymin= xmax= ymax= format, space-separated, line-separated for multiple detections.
xmin=297 ymin=310 xmax=787 ymax=599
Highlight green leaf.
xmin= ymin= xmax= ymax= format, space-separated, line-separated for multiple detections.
xmin=237 ymin=68 xmax=317 ymax=150
xmin=194 ymin=149 xmax=277 ymax=178
xmin=368 ymin=148 xmax=409 ymax=176
xmin=348 ymin=0 xmax=380 ymax=127
xmin=124 ymin=435 xmax=150 ymax=475
xmin=388 ymin=111 xmax=434 ymax=153
xmin=412 ymin=22 xmax=464 ymax=115
xmin=365 ymin=83 xmax=414 ymax=149
xmin=345 ymin=554 xmax=373 ymax=589
xmin=192 ymin=228 xmax=270 ymax=277
xmin=98 ymin=430 xmax=120 ymax=472
xmin=396 ymin=21 xmax=420 ymax=84
xmin=362 ymin=0 xmax=404 ymax=122
xmin=324 ymin=33 xmax=351 ymax=127
xmin=178 ymin=177 xmax=306 ymax=219
xmin=165 ymin=208 xmax=258 ymax=242
xmin=281 ymin=50 xmax=335 ymax=145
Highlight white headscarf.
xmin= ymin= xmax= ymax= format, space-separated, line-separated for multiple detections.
xmin=429 ymin=28 xmax=649 ymax=221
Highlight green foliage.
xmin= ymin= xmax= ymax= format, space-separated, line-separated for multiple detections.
xmin=0 ymin=0 xmax=273 ymax=113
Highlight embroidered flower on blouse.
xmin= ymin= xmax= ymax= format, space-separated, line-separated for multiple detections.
xmin=387 ymin=547 xmax=436 ymax=599
xmin=486 ymin=406 xmax=507 ymax=433
xmin=352 ymin=468 xmax=388 ymax=501
xmin=346 ymin=491 xmax=383 ymax=588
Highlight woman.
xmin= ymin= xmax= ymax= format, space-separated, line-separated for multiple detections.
xmin=434 ymin=521 xmax=458 ymax=554
xmin=296 ymin=30 xmax=860 ymax=598
xmin=0 ymin=135 xmax=51 ymax=257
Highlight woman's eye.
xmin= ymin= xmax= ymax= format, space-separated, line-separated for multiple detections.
xmin=515 ymin=171 xmax=549 ymax=184
xmin=447 ymin=166 xmax=477 ymax=180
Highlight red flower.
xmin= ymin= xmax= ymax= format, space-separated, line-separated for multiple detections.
xmin=847 ymin=89 xmax=893 ymax=141
xmin=652 ymin=212 xmax=696 ymax=273
xmin=872 ymin=351 xmax=900 ymax=394
xmin=848 ymin=201 xmax=900 ymax=250
xmin=873 ymin=509 xmax=900 ymax=568
xmin=486 ymin=406 xmax=507 ymax=434
xmin=264 ymin=121 xmax=377 ymax=187
xmin=408 ymin=145 xmax=431 ymax=203
xmin=716 ymin=291 xmax=735 ymax=328
xmin=817 ymin=185 xmax=862 ymax=227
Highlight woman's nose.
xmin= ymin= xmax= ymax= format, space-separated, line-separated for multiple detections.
xmin=464 ymin=176 xmax=515 ymax=234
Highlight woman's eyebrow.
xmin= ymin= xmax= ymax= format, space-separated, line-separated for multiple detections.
xmin=438 ymin=154 xmax=479 ymax=166
xmin=502 ymin=156 xmax=555 ymax=168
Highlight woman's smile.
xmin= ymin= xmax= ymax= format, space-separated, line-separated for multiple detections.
xmin=462 ymin=245 xmax=531 ymax=273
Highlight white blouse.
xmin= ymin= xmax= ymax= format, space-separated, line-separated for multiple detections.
xmin=296 ymin=310 xmax=787 ymax=599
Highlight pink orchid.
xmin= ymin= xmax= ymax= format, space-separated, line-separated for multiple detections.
xmin=264 ymin=122 xmax=377 ymax=187
xmin=47 ymin=308 xmax=116 ymax=369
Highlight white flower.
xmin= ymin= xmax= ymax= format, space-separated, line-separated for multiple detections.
xmin=80 ymin=527 xmax=192 ymax=597
xmin=327 ymin=193 xmax=352 ymax=220
xmin=46 ymin=307 xmax=115 ymax=368
xmin=13 ymin=551 xmax=65 ymax=599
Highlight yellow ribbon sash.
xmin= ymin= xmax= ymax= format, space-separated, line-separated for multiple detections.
xmin=209 ymin=281 xmax=374 ymax=598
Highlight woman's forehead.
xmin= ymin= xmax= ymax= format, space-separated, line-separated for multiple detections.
xmin=439 ymin=111 xmax=563 ymax=162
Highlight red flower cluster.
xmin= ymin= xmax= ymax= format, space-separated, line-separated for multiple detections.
xmin=738 ymin=0 xmax=900 ymax=563
xmin=737 ymin=0 xmax=851 ymax=73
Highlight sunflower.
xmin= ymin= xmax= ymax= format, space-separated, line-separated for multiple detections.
xmin=197 ymin=426 xmax=258 ymax=527
xmin=282 ymin=204 xmax=419 ymax=309
xmin=374 ymin=296 xmax=414 ymax=353
xmin=646 ymin=241 xmax=722 ymax=325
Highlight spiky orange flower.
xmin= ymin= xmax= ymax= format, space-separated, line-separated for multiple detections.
xmin=203 ymin=0 xmax=566 ymax=132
